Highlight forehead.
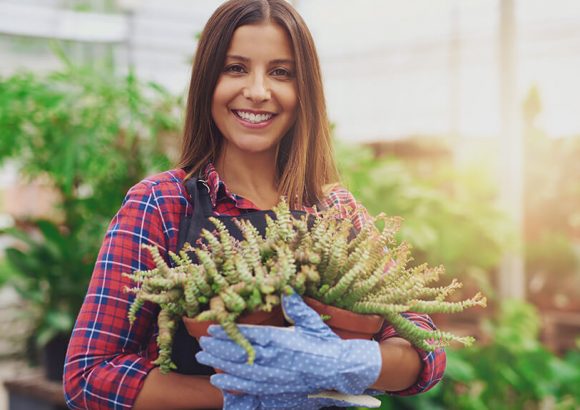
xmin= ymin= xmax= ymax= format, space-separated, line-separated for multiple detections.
xmin=227 ymin=22 xmax=294 ymax=60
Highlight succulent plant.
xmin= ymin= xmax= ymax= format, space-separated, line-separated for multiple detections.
xmin=125 ymin=198 xmax=486 ymax=373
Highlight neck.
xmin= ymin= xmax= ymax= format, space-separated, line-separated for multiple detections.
xmin=215 ymin=147 xmax=280 ymax=209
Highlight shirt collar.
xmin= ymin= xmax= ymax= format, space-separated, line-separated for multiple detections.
xmin=202 ymin=162 xmax=259 ymax=210
xmin=201 ymin=162 xmax=316 ymax=212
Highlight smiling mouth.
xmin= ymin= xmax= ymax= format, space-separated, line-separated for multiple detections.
xmin=233 ymin=110 xmax=275 ymax=124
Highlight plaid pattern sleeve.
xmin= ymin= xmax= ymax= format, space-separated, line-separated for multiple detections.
xmin=378 ymin=313 xmax=447 ymax=395
xmin=63 ymin=170 xmax=189 ymax=410
xmin=321 ymin=186 xmax=446 ymax=396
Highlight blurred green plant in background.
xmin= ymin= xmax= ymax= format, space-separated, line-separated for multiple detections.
xmin=0 ymin=54 xmax=182 ymax=357
xmin=335 ymin=139 xmax=510 ymax=296
xmin=523 ymin=86 xmax=580 ymax=310
xmin=336 ymin=134 xmax=580 ymax=408
xmin=368 ymin=300 xmax=580 ymax=410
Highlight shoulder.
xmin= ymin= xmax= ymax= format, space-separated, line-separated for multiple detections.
xmin=119 ymin=169 xmax=191 ymax=221
xmin=318 ymin=184 xmax=370 ymax=230
xmin=319 ymin=184 xmax=358 ymax=213
xmin=113 ymin=169 xmax=190 ymax=242
xmin=127 ymin=168 xmax=187 ymax=194
xmin=124 ymin=169 xmax=189 ymax=205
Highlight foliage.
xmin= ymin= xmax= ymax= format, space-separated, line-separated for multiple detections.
xmin=522 ymin=86 xmax=580 ymax=302
xmin=127 ymin=200 xmax=485 ymax=373
xmin=335 ymin=141 xmax=511 ymax=281
xmin=526 ymin=232 xmax=579 ymax=278
xmin=372 ymin=300 xmax=580 ymax=410
xmin=2 ymin=220 xmax=94 ymax=347
xmin=0 ymin=256 xmax=16 ymax=288
xmin=0 ymin=58 xmax=182 ymax=351
xmin=523 ymin=97 xmax=580 ymax=244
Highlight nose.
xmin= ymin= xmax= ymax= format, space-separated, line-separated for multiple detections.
xmin=243 ymin=73 xmax=271 ymax=103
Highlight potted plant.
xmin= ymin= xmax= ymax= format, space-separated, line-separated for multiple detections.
xmin=125 ymin=199 xmax=313 ymax=372
xmin=126 ymin=199 xmax=486 ymax=374
xmin=0 ymin=57 xmax=181 ymax=380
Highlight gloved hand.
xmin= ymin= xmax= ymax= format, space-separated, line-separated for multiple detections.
xmin=223 ymin=390 xmax=382 ymax=410
xmin=196 ymin=293 xmax=382 ymax=396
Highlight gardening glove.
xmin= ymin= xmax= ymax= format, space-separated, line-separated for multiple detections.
xmin=223 ymin=390 xmax=382 ymax=409
xmin=196 ymin=293 xmax=382 ymax=396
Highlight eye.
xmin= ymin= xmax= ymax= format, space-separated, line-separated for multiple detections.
xmin=224 ymin=64 xmax=246 ymax=74
xmin=271 ymin=67 xmax=293 ymax=78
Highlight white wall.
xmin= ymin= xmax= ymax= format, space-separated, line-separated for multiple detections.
xmin=1 ymin=0 xmax=579 ymax=141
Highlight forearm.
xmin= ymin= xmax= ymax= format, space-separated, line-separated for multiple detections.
xmin=134 ymin=368 xmax=223 ymax=410
xmin=370 ymin=337 xmax=422 ymax=392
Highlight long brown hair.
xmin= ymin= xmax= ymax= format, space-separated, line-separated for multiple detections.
xmin=178 ymin=0 xmax=339 ymax=208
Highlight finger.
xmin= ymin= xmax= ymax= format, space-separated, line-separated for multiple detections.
xmin=195 ymin=351 xmax=237 ymax=373
xmin=222 ymin=392 xmax=260 ymax=410
xmin=211 ymin=373 xmax=309 ymax=395
xmin=199 ymin=336 xmax=248 ymax=363
xmin=199 ymin=336 xmax=281 ymax=364
xmin=200 ymin=339 xmax=343 ymax=372
xmin=282 ymin=294 xmax=335 ymax=337
xmin=196 ymin=352 xmax=303 ymax=384
xmin=205 ymin=324 xmax=342 ymax=363
xmin=207 ymin=323 xmax=296 ymax=345
xmin=257 ymin=393 xmax=312 ymax=409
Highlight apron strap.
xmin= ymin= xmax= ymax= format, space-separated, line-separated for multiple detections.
xmin=177 ymin=177 xmax=214 ymax=251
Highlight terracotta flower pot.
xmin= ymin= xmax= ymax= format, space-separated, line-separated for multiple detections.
xmin=183 ymin=306 xmax=285 ymax=379
xmin=303 ymin=296 xmax=384 ymax=340
xmin=182 ymin=305 xmax=285 ymax=340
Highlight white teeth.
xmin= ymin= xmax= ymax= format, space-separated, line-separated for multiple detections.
xmin=236 ymin=111 xmax=273 ymax=123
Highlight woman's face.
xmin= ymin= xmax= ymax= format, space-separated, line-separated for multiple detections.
xmin=211 ymin=22 xmax=298 ymax=159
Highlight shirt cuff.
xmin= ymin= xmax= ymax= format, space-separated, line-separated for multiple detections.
xmin=376 ymin=312 xmax=447 ymax=396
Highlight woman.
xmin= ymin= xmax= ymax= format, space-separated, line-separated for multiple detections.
xmin=63 ymin=1 xmax=445 ymax=409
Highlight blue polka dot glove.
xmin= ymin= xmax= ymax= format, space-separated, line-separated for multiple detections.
xmin=222 ymin=390 xmax=382 ymax=409
xmin=195 ymin=293 xmax=382 ymax=397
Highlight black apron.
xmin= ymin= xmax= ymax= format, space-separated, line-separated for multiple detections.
xmin=170 ymin=178 xmax=345 ymax=409
xmin=171 ymin=177 xmax=309 ymax=375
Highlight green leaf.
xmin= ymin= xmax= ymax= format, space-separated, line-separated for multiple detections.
xmin=36 ymin=326 xmax=59 ymax=348
xmin=445 ymin=351 xmax=476 ymax=382
xmin=35 ymin=219 xmax=67 ymax=254
xmin=46 ymin=310 xmax=74 ymax=333
xmin=4 ymin=247 xmax=42 ymax=277
xmin=0 ymin=61 xmax=180 ymax=349
xmin=0 ymin=226 xmax=38 ymax=247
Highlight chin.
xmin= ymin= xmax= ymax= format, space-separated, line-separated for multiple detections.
xmin=239 ymin=145 xmax=276 ymax=155
xmin=233 ymin=139 xmax=279 ymax=155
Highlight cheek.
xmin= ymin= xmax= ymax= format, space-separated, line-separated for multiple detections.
xmin=212 ymin=77 xmax=235 ymax=110
xmin=211 ymin=85 xmax=231 ymax=136
xmin=211 ymin=85 xmax=225 ymax=111
xmin=281 ymin=86 xmax=298 ymax=116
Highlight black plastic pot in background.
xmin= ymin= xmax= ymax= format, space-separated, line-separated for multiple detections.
xmin=41 ymin=333 xmax=70 ymax=382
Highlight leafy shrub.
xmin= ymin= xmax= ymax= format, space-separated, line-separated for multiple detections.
xmin=374 ymin=300 xmax=580 ymax=410
xmin=335 ymin=140 xmax=511 ymax=280
xmin=0 ymin=59 xmax=182 ymax=351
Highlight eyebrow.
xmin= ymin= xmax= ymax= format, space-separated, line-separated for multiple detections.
xmin=226 ymin=54 xmax=295 ymax=65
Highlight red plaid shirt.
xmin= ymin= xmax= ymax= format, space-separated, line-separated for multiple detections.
xmin=64 ymin=164 xmax=446 ymax=409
